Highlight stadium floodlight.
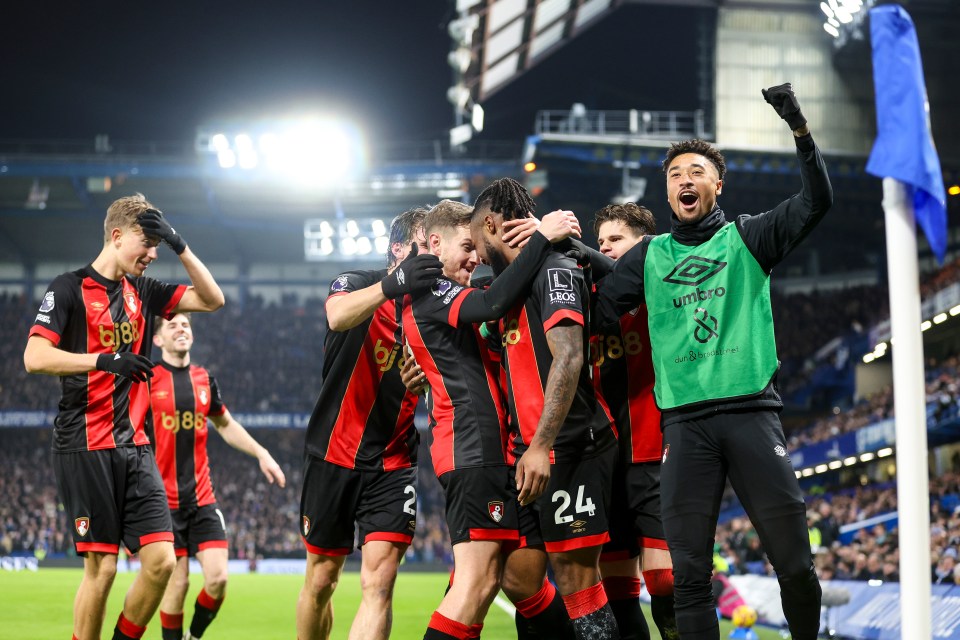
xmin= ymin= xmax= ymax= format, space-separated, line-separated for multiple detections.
xmin=862 ymin=353 xmax=875 ymax=364
xmin=934 ymin=313 xmax=948 ymax=324
xmin=319 ymin=238 xmax=334 ymax=255
xmin=345 ymin=220 xmax=360 ymax=238
xmin=801 ymin=468 xmax=814 ymax=477
xmin=844 ymin=456 xmax=858 ymax=466
xmin=375 ymin=236 xmax=389 ymax=254
xmin=920 ymin=320 xmax=932 ymax=332
xmin=828 ymin=460 xmax=843 ymax=470
xmin=877 ymin=447 xmax=894 ymax=458
xmin=211 ymin=133 xmax=230 ymax=152
xmin=340 ymin=237 xmax=358 ymax=256
xmin=821 ymin=0 xmax=869 ymax=40
xmin=218 ymin=150 xmax=237 ymax=169
xmin=860 ymin=452 xmax=876 ymax=462
xmin=356 ymin=237 xmax=372 ymax=255
xmin=472 ymin=104 xmax=484 ymax=132
xmin=815 ymin=464 xmax=829 ymax=474
xmin=372 ymin=219 xmax=387 ymax=237
xmin=950 ymin=305 xmax=960 ymax=317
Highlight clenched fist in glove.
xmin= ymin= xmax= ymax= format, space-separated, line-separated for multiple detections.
xmin=381 ymin=243 xmax=443 ymax=299
xmin=762 ymin=83 xmax=807 ymax=132
xmin=96 ymin=352 xmax=155 ymax=382
xmin=138 ymin=208 xmax=187 ymax=255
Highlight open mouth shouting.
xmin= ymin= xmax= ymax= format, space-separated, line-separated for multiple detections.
xmin=678 ymin=189 xmax=700 ymax=213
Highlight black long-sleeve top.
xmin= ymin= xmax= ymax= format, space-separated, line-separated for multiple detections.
xmin=592 ymin=133 xmax=833 ymax=424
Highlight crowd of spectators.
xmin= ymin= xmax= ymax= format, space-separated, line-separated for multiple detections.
xmin=0 ymin=427 xmax=452 ymax=564
xmin=713 ymin=472 xmax=960 ymax=585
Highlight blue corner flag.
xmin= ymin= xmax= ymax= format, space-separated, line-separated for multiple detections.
xmin=866 ymin=4 xmax=947 ymax=263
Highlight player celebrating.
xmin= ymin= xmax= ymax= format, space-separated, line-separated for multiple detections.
xmin=399 ymin=200 xmax=580 ymax=640
xmin=471 ymin=179 xmax=620 ymax=639
xmin=593 ymin=84 xmax=832 ymax=639
xmin=297 ymin=207 xmax=442 ymax=640
xmin=23 ymin=195 xmax=224 ymax=640
xmin=150 ymin=312 xmax=286 ymax=640
xmin=591 ymin=203 xmax=677 ymax=640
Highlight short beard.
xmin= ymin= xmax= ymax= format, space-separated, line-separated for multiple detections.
xmin=483 ymin=238 xmax=510 ymax=276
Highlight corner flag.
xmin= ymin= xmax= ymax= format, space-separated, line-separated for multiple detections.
xmin=866 ymin=4 xmax=947 ymax=263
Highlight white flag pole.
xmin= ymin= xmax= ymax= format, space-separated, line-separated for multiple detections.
xmin=881 ymin=176 xmax=932 ymax=639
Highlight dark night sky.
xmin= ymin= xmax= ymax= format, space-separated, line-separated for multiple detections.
xmin=0 ymin=1 xmax=701 ymax=145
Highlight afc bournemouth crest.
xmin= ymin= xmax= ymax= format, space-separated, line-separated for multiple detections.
xmin=488 ymin=501 xmax=504 ymax=523
xmin=124 ymin=292 xmax=138 ymax=313
xmin=662 ymin=444 xmax=670 ymax=464
xmin=75 ymin=517 xmax=90 ymax=537
xmin=198 ymin=387 xmax=209 ymax=405
xmin=302 ymin=516 xmax=311 ymax=536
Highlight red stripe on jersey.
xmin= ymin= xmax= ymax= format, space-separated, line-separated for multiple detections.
xmin=447 ymin=288 xmax=473 ymax=327
xmin=476 ymin=328 xmax=509 ymax=458
xmin=81 ymin=280 xmax=117 ymax=450
xmin=160 ymin=285 xmax=187 ymax=318
xmin=381 ymin=389 xmax=418 ymax=471
xmin=324 ymin=301 xmax=398 ymax=469
xmin=189 ymin=367 xmax=215 ymax=506
xmin=364 ymin=531 xmax=414 ymax=545
xmin=468 ymin=528 xmax=520 ymax=541
xmin=543 ymin=531 xmax=610 ymax=553
xmin=121 ymin=279 xmax=152 ymax=447
xmin=403 ymin=304 xmax=457 ymax=475
xmin=620 ymin=310 xmax=661 ymax=463
xmin=301 ymin=537 xmax=352 ymax=556
xmin=76 ymin=542 xmax=120 ymax=554
xmin=591 ymin=355 xmax=618 ymax=439
xmin=139 ymin=532 xmax=174 ymax=546
xmin=150 ymin=367 xmax=181 ymax=508
xmin=504 ymin=308 xmax=549 ymax=460
xmin=28 ymin=325 xmax=60 ymax=346
xmin=543 ymin=308 xmax=583 ymax=332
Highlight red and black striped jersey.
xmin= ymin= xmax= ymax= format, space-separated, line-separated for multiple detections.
xmin=148 ymin=362 xmax=226 ymax=509
xmin=304 ymin=269 xmax=419 ymax=471
xmin=501 ymin=253 xmax=612 ymax=462
xmin=591 ymin=306 xmax=662 ymax=464
xmin=402 ymin=278 xmax=509 ymax=477
xmin=28 ymin=266 xmax=185 ymax=453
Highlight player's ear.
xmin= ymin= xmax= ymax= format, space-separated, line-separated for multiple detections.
xmin=152 ymin=332 xmax=164 ymax=348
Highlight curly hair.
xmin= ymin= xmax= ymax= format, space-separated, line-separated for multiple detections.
xmin=662 ymin=139 xmax=726 ymax=180
xmin=471 ymin=178 xmax=536 ymax=222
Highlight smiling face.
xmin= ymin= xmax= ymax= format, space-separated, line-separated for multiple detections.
xmin=666 ymin=152 xmax=723 ymax=224
xmin=430 ymin=225 xmax=478 ymax=286
xmin=114 ymin=225 xmax=160 ymax=277
xmin=154 ymin=313 xmax=193 ymax=357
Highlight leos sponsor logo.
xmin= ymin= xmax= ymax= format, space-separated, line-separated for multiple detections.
xmin=547 ymin=268 xmax=578 ymax=305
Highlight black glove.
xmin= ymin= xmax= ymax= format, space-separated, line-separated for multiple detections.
xmin=381 ymin=243 xmax=443 ymax=298
xmin=761 ymin=83 xmax=807 ymax=131
xmin=96 ymin=352 xmax=155 ymax=383
xmin=138 ymin=208 xmax=187 ymax=255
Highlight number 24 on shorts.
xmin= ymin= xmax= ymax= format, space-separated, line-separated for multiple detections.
xmin=552 ymin=485 xmax=596 ymax=524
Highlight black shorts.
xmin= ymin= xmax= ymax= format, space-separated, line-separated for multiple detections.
xmin=529 ymin=434 xmax=617 ymax=553
xmin=171 ymin=503 xmax=228 ymax=558
xmin=300 ymin=455 xmax=418 ymax=556
xmin=439 ymin=465 xmax=519 ymax=545
xmin=53 ymin=445 xmax=173 ymax=555
xmin=602 ymin=461 xmax=667 ymax=561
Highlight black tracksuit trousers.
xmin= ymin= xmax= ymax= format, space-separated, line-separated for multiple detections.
xmin=660 ymin=409 xmax=821 ymax=639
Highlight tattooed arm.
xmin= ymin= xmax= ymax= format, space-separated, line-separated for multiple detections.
xmin=515 ymin=321 xmax=583 ymax=506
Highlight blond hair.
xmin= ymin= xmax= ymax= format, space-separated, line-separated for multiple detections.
xmin=103 ymin=193 xmax=156 ymax=243
xmin=424 ymin=200 xmax=473 ymax=237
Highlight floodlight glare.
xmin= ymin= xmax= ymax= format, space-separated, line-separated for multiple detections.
xmin=340 ymin=237 xmax=358 ymax=256
xmin=319 ymin=238 xmax=334 ymax=255
xmin=375 ymin=236 xmax=389 ymax=254
xmin=235 ymin=134 xmax=254 ymax=151
xmin=345 ymin=220 xmax=360 ymax=237
xmin=218 ymin=150 xmax=237 ymax=169
xmin=372 ymin=219 xmax=387 ymax=237
xmin=238 ymin=150 xmax=258 ymax=170
xmin=356 ymin=237 xmax=372 ymax=255
xmin=211 ymin=134 xmax=230 ymax=152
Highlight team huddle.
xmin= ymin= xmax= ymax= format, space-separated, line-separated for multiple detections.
xmin=26 ymin=84 xmax=830 ymax=640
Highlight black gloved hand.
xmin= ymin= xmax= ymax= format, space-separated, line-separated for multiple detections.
xmin=558 ymin=238 xmax=589 ymax=267
xmin=96 ymin=352 xmax=155 ymax=382
xmin=138 ymin=208 xmax=187 ymax=255
xmin=761 ymin=83 xmax=807 ymax=131
xmin=381 ymin=243 xmax=443 ymax=298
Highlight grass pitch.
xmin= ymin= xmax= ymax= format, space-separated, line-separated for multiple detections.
xmin=0 ymin=568 xmax=786 ymax=639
